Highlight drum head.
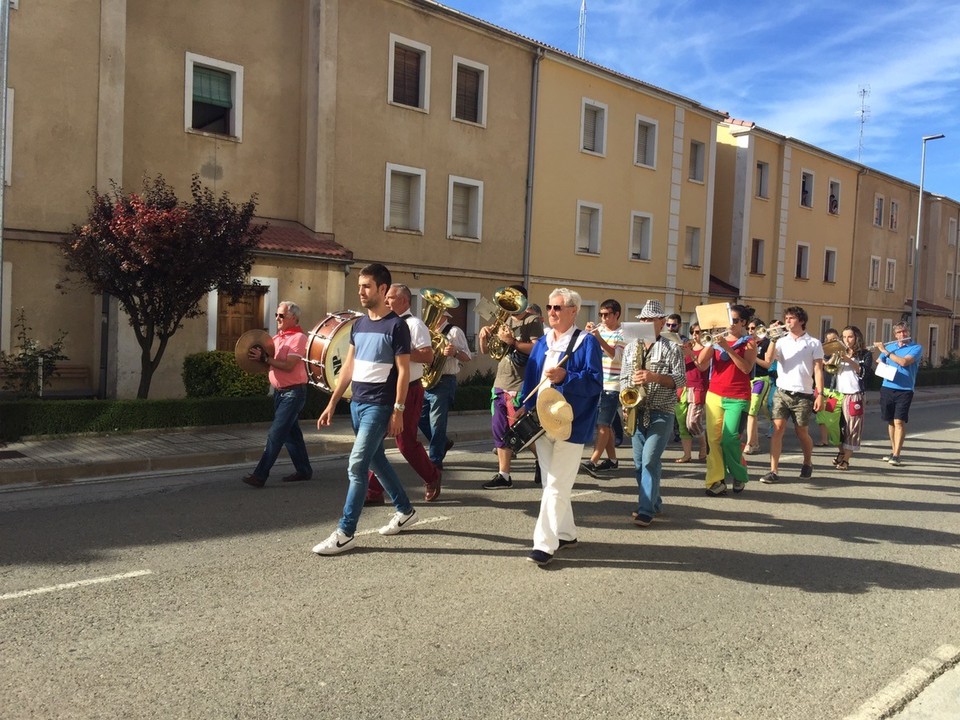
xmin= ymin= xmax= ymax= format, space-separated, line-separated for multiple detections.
xmin=306 ymin=312 xmax=361 ymax=398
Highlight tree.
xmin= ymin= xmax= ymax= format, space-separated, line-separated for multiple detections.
xmin=62 ymin=175 xmax=266 ymax=399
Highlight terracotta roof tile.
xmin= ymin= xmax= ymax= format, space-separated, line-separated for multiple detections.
xmin=907 ymin=299 xmax=953 ymax=316
xmin=256 ymin=224 xmax=352 ymax=261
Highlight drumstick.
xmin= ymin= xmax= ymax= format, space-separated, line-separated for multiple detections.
xmin=521 ymin=353 xmax=571 ymax=405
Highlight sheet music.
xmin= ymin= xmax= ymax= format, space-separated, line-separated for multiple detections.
xmin=620 ymin=322 xmax=657 ymax=344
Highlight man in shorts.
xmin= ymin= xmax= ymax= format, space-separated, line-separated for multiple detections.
xmin=761 ymin=306 xmax=824 ymax=484
xmin=874 ymin=322 xmax=922 ymax=466
xmin=581 ymin=299 xmax=625 ymax=478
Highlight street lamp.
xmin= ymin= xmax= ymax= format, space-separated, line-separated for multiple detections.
xmin=910 ymin=133 xmax=945 ymax=339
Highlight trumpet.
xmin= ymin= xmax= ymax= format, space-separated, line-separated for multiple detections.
xmin=756 ymin=324 xmax=788 ymax=341
xmin=697 ymin=329 xmax=728 ymax=348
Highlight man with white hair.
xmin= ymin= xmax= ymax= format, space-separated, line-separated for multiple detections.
xmin=520 ymin=288 xmax=602 ymax=566
xmin=242 ymin=300 xmax=314 ymax=487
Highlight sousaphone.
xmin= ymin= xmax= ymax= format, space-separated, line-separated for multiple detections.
xmin=235 ymin=330 xmax=275 ymax=374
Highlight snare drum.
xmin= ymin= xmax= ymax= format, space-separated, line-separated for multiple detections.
xmin=501 ymin=411 xmax=544 ymax=454
xmin=305 ymin=311 xmax=362 ymax=398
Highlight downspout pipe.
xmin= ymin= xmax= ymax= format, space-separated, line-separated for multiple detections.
xmin=0 ymin=0 xmax=10 ymax=350
xmin=522 ymin=47 xmax=544 ymax=291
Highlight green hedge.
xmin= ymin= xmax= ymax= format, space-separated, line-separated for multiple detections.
xmin=183 ymin=351 xmax=270 ymax=397
xmin=0 ymin=382 xmax=492 ymax=441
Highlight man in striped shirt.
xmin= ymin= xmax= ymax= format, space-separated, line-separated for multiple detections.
xmin=581 ymin=298 xmax=625 ymax=478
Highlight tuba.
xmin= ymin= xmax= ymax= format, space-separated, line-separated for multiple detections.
xmin=620 ymin=340 xmax=649 ymax=436
xmin=485 ymin=286 xmax=528 ymax=360
xmin=420 ymin=287 xmax=460 ymax=390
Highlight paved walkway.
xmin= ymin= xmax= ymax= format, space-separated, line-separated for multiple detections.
xmin=1 ymin=386 xmax=957 ymax=489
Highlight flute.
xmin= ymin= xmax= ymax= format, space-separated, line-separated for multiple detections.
xmin=872 ymin=339 xmax=908 ymax=353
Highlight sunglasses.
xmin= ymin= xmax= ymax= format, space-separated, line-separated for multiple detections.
xmin=665 ymin=323 xmax=679 ymax=328
xmin=598 ymin=312 xmax=611 ymax=317
xmin=547 ymin=304 xmax=570 ymax=312
xmin=275 ymin=313 xmax=285 ymax=319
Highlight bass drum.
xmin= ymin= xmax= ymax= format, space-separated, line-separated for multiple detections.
xmin=305 ymin=311 xmax=362 ymax=399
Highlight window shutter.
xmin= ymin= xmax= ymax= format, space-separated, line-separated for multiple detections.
xmin=455 ymin=66 xmax=480 ymax=122
xmin=636 ymin=124 xmax=649 ymax=164
xmin=578 ymin=208 xmax=592 ymax=250
xmin=193 ymin=66 xmax=232 ymax=108
xmin=390 ymin=173 xmax=411 ymax=229
xmin=393 ymin=46 xmax=421 ymax=107
xmin=583 ymin=107 xmax=598 ymax=151
xmin=452 ymin=184 xmax=470 ymax=236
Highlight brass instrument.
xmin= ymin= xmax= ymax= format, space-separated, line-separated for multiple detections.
xmin=697 ymin=329 xmax=728 ymax=348
xmin=756 ymin=324 xmax=788 ymax=341
xmin=659 ymin=330 xmax=685 ymax=345
xmin=822 ymin=339 xmax=845 ymax=374
xmin=485 ymin=286 xmax=529 ymax=360
xmin=420 ymin=287 xmax=460 ymax=390
xmin=620 ymin=340 xmax=649 ymax=436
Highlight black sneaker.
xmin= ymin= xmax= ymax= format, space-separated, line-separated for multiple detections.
xmin=733 ymin=480 xmax=746 ymax=493
xmin=482 ymin=473 xmax=512 ymax=489
xmin=799 ymin=464 xmax=813 ymax=479
xmin=705 ymin=481 xmax=727 ymax=496
xmin=527 ymin=549 xmax=553 ymax=565
xmin=557 ymin=538 xmax=578 ymax=550
xmin=594 ymin=459 xmax=619 ymax=472
xmin=534 ymin=465 xmax=542 ymax=486
xmin=760 ymin=471 xmax=779 ymax=484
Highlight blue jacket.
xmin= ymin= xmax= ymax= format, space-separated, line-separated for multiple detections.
xmin=522 ymin=330 xmax=603 ymax=445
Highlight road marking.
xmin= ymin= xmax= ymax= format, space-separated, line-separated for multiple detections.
xmin=0 ymin=569 xmax=154 ymax=601
xmin=354 ymin=514 xmax=452 ymax=537
xmin=844 ymin=644 xmax=960 ymax=720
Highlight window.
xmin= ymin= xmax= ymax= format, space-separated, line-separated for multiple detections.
xmin=800 ymin=171 xmax=813 ymax=208
xmin=4 ymin=87 xmax=12 ymax=186
xmin=947 ymin=271 xmax=954 ymax=299
xmin=928 ymin=326 xmax=939 ymax=367
xmin=756 ymin=161 xmax=769 ymax=199
xmin=688 ymin=141 xmax=705 ymax=182
xmin=795 ymin=243 xmax=810 ymax=279
xmin=384 ymin=163 xmax=426 ymax=232
xmin=885 ymin=259 xmax=896 ymax=292
xmin=9 ymin=1 xmax=17 ymax=9
xmin=869 ymin=256 xmax=880 ymax=289
xmin=684 ymin=226 xmax=701 ymax=266
xmin=865 ymin=318 xmax=877 ymax=346
xmin=634 ymin=116 xmax=657 ymax=168
xmin=447 ymin=175 xmax=483 ymax=241
xmin=185 ymin=53 xmax=243 ymax=139
xmin=581 ymin=99 xmax=607 ymax=155
xmin=819 ymin=317 xmax=833 ymax=340
xmin=576 ymin=201 xmax=602 ymax=254
xmin=823 ymin=248 xmax=837 ymax=283
xmin=881 ymin=319 xmax=893 ymax=342
xmin=389 ymin=34 xmax=431 ymax=111
xmin=889 ymin=200 xmax=899 ymax=231
xmin=828 ymin=180 xmax=840 ymax=214
xmin=629 ymin=212 xmax=652 ymax=261
xmin=750 ymin=238 xmax=765 ymax=274
xmin=949 ymin=218 xmax=957 ymax=247
xmin=452 ymin=57 xmax=487 ymax=125
xmin=874 ymin=195 xmax=884 ymax=226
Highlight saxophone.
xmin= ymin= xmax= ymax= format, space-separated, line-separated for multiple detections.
xmin=620 ymin=340 xmax=649 ymax=436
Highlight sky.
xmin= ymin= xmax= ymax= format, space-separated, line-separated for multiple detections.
xmin=438 ymin=0 xmax=960 ymax=201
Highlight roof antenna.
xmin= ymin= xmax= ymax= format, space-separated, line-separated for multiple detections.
xmin=577 ymin=1 xmax=586 ymax=59
xmin=857 ymin=85 xmax=871 ymax=163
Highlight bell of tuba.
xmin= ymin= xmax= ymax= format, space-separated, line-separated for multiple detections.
xmin=485 ymin=286 xmax=528 ymax=360
xmin=420 ymin=287 xmax=460 ymax=390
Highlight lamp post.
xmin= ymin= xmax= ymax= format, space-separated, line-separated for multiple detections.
xmin=910 ymin=133 xmax=945 ymax=339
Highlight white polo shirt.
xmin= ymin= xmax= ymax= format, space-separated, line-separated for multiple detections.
xmin=400 ymin=310 xmax=432 ymax=383
xmin=773 ymin=332 xmax=824 ymax=394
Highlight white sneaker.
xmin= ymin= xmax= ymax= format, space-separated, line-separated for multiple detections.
xmin=312 ymin=529 xmax=354 ymax=555
xmin=379 ymin=508 xmax=418 ymax=536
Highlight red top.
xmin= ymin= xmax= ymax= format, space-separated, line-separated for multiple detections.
xmin=707 ymin=339 xmax=752 ymax=400
xmin=270 ymin=327 xmax=309 ymax=388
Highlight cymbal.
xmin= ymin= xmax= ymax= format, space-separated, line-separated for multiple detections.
xmin=235 ymin=330 xmax=275 ymax=374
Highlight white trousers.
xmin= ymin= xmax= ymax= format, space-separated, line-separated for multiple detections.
xmin=532 ymin=437 xmax=584 ymax=553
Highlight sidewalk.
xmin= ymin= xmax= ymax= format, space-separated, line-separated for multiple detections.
xmin=0 ymin=386 xmax=956 ymax=489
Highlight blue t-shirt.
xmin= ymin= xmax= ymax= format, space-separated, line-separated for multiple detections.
xmin=879 ymin=341 xmax=922 ymax=391
xmin=350 ymin=312 xmax=411 ymax=405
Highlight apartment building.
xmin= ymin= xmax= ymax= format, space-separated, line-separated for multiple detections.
xmin=528 ymin=54 xmax=725 ymax=325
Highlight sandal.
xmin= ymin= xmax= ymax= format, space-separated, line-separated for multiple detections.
xmin=837 ymin=460 xmax=849 ymax=471
xmin=832 ymin=452 xmax=844 ymax=466
xmin=675 ymin=456 xmax=692 ymax=463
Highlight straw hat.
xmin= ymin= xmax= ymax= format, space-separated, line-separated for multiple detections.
xmin=536 ymin=387 xmax=573 ymax=442
xmin=235 ymin=329 xmax=275 ymax=374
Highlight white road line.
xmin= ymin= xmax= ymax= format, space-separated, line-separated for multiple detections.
xmin=844 ymin=644 xmax=960 ymax=720
xmin=0 ymin=569 xmax=154 ymax=601
xmin=354 ymin=514 xmax=452 ymax=537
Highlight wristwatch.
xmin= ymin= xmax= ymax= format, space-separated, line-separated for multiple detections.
xmin=394 ymin=403 xmax=405 ymax=412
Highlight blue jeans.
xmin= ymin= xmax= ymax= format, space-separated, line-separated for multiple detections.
xmin=339 ymin=402 xmax=413 ymax=536
xmin=253 ymin=385 xmax=312 ymax=480
xmin=631 ymin=409 xmax=674 ymax=517
xmin=418 ymin=374 xmax=456 ymax=466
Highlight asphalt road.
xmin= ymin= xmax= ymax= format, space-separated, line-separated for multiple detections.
xmin=2 ymin=400 xmax=958 ymax=719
